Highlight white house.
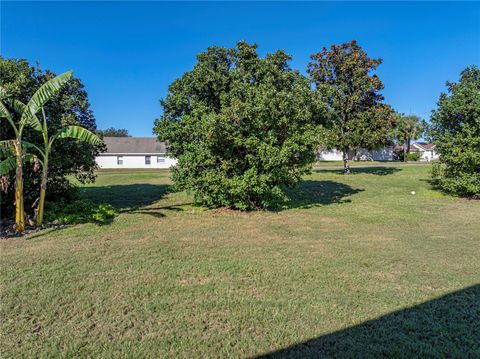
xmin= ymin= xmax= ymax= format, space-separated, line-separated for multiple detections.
xmin=409 ymin=142 xmax=439 ymax=161
xmin=96 ymin=137 xmax=397 ymax=169
xmin=316 ymin=146 xmax=395 ymax=161
xmin=96 ymin=137 xmax=177 ymax=169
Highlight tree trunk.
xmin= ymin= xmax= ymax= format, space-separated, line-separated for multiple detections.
xmin=342 ymin=150 xmax=351 ymax=174
xmin=14 ymin=141 xmax=25 ymax=232
xmin=406 ymin=137 xmax=411 ymax=154
xmin=36 ymin=162 xmax=48 ymax=226
xmin=403 ymin=141 xmax=407 ymax=162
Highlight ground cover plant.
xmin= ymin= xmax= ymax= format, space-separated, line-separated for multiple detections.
xmin=1 ymin=163 xmax=479 ymax=357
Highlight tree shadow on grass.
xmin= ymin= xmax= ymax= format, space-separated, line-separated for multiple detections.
xmin=126 ymin=204 xmax=188 ymax=218
xmin=314 ymin=166 xmax=402 ymax=176
xmin=81 ymin=184 xmax=194 ymax=219
xmin=25 ymin=184 xmax=178 ymax=239
xmin=80 ymin=184 xmax=171 ymax=211
xmin=257 ymin=284 xmax=480 ymax=358
xmin=283 ymin=180 xmax=364 ymax=209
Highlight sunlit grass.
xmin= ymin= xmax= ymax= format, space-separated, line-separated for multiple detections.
xmin=1 ymin=163 xmax=479 ymax=357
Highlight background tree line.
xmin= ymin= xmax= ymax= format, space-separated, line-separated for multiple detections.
xmin=2 ymin=40 xmax=476 ymax=227
xmin=154 ymin=40 xmax=397 ymax=209
xmin=155 ymin=40 xmax=479 ymax=209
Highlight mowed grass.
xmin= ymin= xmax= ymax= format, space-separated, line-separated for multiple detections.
xmin=1 ymin=164 xmax=479 ymax=358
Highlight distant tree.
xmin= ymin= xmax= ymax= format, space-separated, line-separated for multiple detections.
xmin=154 ymin=41 xmax=325 ymax=210
xmin=395 ymin=114 xmax=427 ymax=161
xmin=97 ymin=127 xmax=130 ymax=137
xmin=307 ymin=40 xmax=395 ymax=173
xmin=0 ymin=57 xmax=101 ymax=221
xmin=429 ymin=66 xmax=480 ymax=198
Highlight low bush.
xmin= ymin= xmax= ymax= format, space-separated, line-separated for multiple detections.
xmin=406 ymin=153 xmax=421 ymax=161
xmin=45 ymin=199 xmax=117 ymax=225
xmin=432 ymin=162 xmax=480 ymax=199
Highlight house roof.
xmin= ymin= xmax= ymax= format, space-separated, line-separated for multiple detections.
xmin=410 ymin=142 xmax=436 ymax=152
xmin=102 ymin=137 xmax=166 ymax=154
xmin=393 ymin=144 xmax=403 ymax=151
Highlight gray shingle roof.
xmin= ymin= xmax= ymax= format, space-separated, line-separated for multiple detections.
xmin=102 ymin=137 xmax=166 ymax=154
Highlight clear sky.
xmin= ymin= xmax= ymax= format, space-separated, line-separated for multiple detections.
xmin=2 ymin=1 xmax=479 ymax=136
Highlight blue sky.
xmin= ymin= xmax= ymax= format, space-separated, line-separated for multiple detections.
xmin=2 ymin=1 xmax=479 ymax=136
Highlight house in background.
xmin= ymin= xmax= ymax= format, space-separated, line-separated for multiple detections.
xmin=96 ymin=137 xmax=177 ymax=169
xmin=409 ymin=142 xmax=439 ymax=161
xmin=96 ymin=137 xmax=398 ymax=169
xmin=316 ymin=146 xmax=395 ymax=161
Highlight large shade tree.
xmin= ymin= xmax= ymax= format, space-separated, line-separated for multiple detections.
xmin=154 ymin=41 xmax=325 ymax=209
xmin=0 ymin=58 xmax=102 ymax=221
xmin=430 ymin=66 xmax=480 ymax=198
xmin=307 ymin=40 xmax=395 ymax=173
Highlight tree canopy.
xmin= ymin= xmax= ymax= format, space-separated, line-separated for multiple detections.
xmin=430 ymin=65 xmax=480 ymax=198
xmin=154 ymin=41 xmax=325 ymax=209
xmin=97 ymin=127 xmax=130 ymax=137
xmin=307 ymin=40 xmax=395 ymax=172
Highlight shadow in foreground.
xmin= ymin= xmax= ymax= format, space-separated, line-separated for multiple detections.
xmin=80 ymin=184 xmax=171 ymax=210
xmin=314 ymin=166 xmax=402 ymax=176
xmin=257 ymin=284 xmax=480 ymax=358
xmin=284 ymin=180 xmax=363 ymax=209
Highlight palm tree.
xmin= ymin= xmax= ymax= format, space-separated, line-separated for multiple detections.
xmin=396 ymin=115 xmax=426 ymax=162
xmin=0 ymin=72 xmax=70 ymax=231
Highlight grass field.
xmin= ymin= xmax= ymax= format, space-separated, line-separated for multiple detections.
xmin=1 ymin=164 xmax=479 ymax=358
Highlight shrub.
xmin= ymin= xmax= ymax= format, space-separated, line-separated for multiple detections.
xmin=154 ymin=42 xmax=325 ymax=210
xmin=45 ymin=199 xmax=117 ymax=225
xmin=429 ymin=66 xmax=480 ymax=198
xmin=406 ymin=153 xmax=421 ymax=161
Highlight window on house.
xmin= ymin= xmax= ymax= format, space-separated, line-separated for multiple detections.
xmin=145 ymin=155 xmax=151 ymax=165
xmin=157 ymin=155 xmax=165 ymax=164
xmin=117 ymin=156 xmax=123 ymax=165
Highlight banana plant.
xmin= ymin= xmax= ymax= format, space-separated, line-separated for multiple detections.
xmin=0 ymin=140 xmax=37 ymax=175
xmin=28 ymin=109 xmax=102 ymax=225
xmin=0 ymin=71 xmax=73 ymax=232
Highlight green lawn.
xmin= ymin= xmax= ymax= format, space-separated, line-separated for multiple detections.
xmin=1 ymin=164 xmax=479 ymax=358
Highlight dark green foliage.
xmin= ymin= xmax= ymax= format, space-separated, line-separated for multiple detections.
xmin=45 ymin=199 xmax=117 ymax=224
xmin=154 ymin=41 xmax=325 ymax=209
xmin=0 ymin=57 xmax=103 ymax=218
xmin=430 ymin=66 xmax=480 ymax=198
xmin=307 ymin=40 xmax=396 ymax=172
xmin=97 ymin=127 xmax=130 ymax=137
